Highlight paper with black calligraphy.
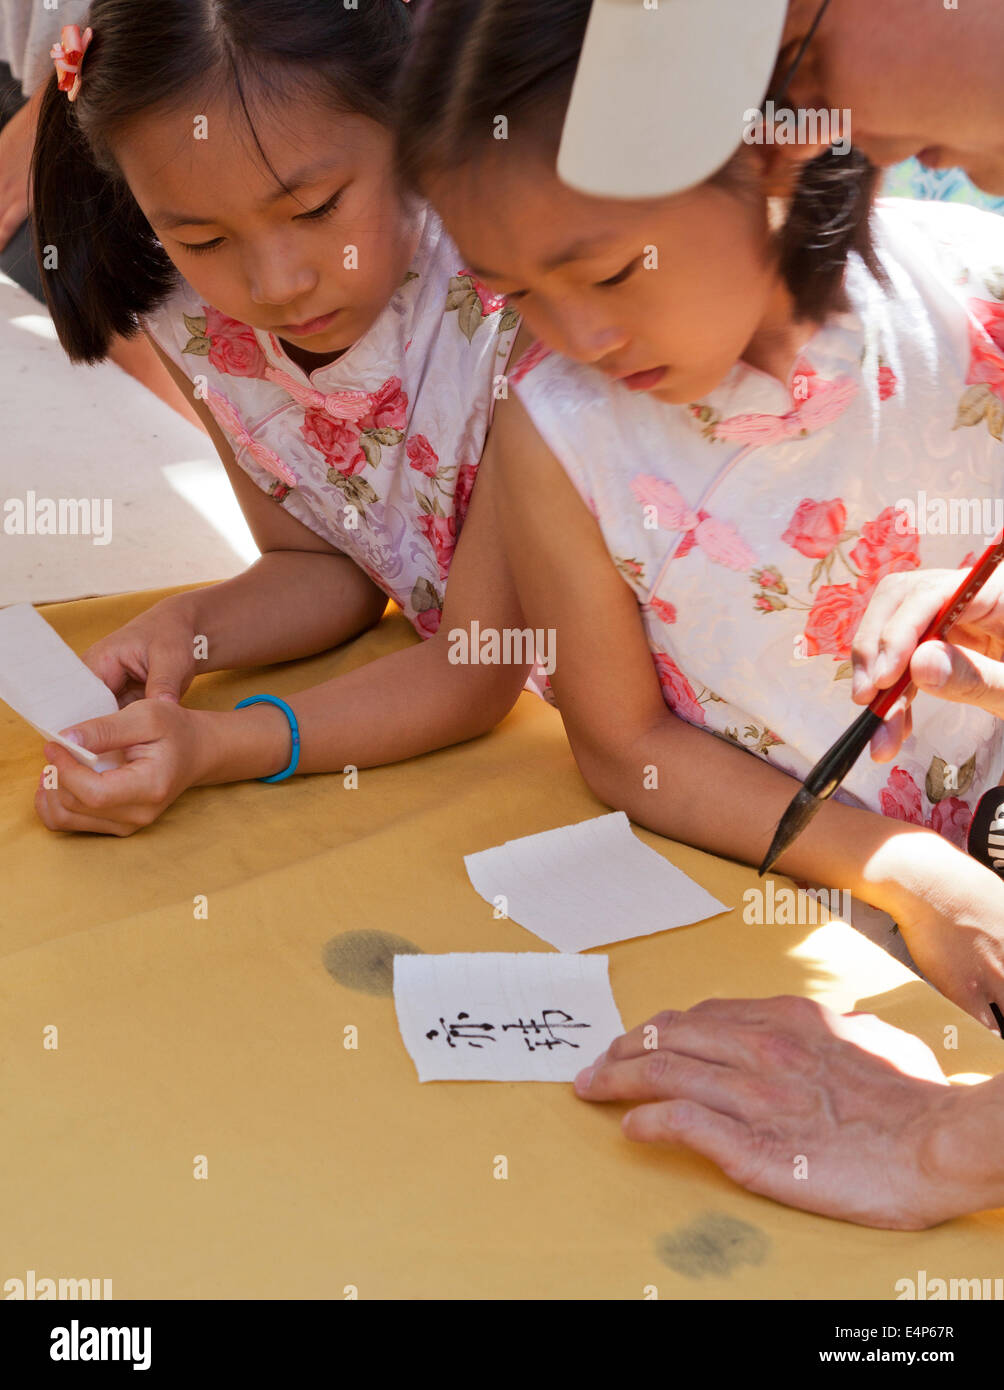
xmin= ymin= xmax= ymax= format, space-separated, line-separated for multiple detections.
xmin=0 ymin=603 xmax=121 ymax=770
xmin=464 ymin=811 xmax=728 ymax=951
xmin=393 ymin=952 xmax=625 ymax=1082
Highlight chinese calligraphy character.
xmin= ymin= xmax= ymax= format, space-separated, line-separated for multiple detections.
xmin=501 ymin=1009 xmax=591 ymax=1052
xmin=425 ymin=1011 xmax=496 ymax=1048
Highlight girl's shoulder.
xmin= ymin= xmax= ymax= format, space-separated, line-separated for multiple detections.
xmin=868 ymin=196 xmax=1004 ymax=307
xmin=139 ymin=275 xmax=216 ymax=358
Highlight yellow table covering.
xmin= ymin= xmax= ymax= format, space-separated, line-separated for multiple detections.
xmin=2 ymin=585 xmax=1002 ymax=1299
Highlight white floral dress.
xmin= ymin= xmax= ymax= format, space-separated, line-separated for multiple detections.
xmin=142 ymin=205 xmax=520 ymax=638
xmin=513 ymin=199 xmax=1004 ymax=962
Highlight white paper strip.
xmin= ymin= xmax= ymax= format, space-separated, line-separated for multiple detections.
xmin=465 ymin=811 xmax=728 ymax=952
xmin=393 ymin=952 xmax=624 ymax=1082
xmin=0 ymin=603 xmax=122 ymax=771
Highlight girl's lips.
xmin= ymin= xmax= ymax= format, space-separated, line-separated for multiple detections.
xmin=621 ymin=366 xmax=668 ymax=392
xmin=277 ymin=309 xmax=338 ymax=337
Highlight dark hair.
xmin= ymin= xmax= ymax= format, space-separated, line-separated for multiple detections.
xmin=395 ymin=0 xmax=886 ymax=322
xmin=32 ymin=0 xmax=417 ymax=364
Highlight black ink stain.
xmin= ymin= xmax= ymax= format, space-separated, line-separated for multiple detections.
xmin=321 ymin=930 xmax=424 ymax=997
xmin=655 ymin=1212 xmax=770 ymax=1279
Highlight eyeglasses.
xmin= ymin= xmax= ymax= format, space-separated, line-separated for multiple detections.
xmin=770 ymin=0 xmax=833 ymax=107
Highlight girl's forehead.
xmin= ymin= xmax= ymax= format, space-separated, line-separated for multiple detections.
xmin=113 ymin=99 xmax=383 ymax=220
xmin=429 ymin=153 xmax=709 ymax=278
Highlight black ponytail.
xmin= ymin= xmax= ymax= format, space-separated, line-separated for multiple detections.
xmin=31 ymin=68 xmax=180 ymax=365
xmin=31 ymin=0 xmax=418 ymax=365
xmin=778 ymin=147 xmax=888 ymax=322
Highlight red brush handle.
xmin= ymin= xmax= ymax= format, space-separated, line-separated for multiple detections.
xmin=870 ymin=532 xmax=1004 ymax=718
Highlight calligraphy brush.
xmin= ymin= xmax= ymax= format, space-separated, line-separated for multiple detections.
xmin=759 ymin=532 xmax=1004 ymax=877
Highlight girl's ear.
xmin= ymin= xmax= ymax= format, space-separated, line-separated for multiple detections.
xmin=737 ymin=140 xmax=806 ymax=199
xmin=759 ymin=145 xmax=815 ymax=198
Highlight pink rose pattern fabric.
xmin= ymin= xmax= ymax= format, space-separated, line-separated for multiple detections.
xmin=880 ymin=766 xmax=973 ymax=850
xmin=513 ymin=200 xmax=1004 ymax=848
xmin=142 ymin=208 xmax=523 ymax=649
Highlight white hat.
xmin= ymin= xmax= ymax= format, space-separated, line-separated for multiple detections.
xmin=558 ymin=0 xmax=790 ymax=198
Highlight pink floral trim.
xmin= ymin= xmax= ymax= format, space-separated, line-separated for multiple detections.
xmin=302 ymin=413 xmax=367 ymax=476
xmin=206 ymin=389 xmax=298 ymax=489
xmin=647 ymin=597 xmax=678 ymax=625
xmin=266 ymin=364 xmax=379 ymax=422
xmin=652 ymin=653 xmax=706 ymax=725
xmin=459 ymin=270 xmax=507 ymax=317
xmin=454 ymin=461 xmax=478 ymax=523
xmin=966 ymin=298 xmax=1004 ymax=401
xmin=204 ymin=307 xmax=267 ymax=378
xmin=511 ymin=339 xmax=553 ymax=385
xmin=783 ymin=499 xmax=846 ymax=558
xmin=418 ymin=512 xmax=457 ymax=581
xmin=880 ymin=766 xmax=973 ymax=850
xmin=877 ymin=362 xmax=898 ymax=400
xmin=631 ymin=475 xmax=756 ymax=572
xmin=772 ymin=499 xmax=920 ymax=659
xmin=406 ymin=434 xmax=440 ymax=477
xmin=711 ymin=368 xmax=858 ymax=448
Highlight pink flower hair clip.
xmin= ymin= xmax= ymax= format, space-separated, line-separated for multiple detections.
xmin=51 ymin=25 xmax=94 ymax=103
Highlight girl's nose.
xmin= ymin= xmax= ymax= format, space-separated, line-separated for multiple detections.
xmin=245 ymin=246 xmax=318 ymax=309
xmin=530 ymin=301 xmax=629 ymax=367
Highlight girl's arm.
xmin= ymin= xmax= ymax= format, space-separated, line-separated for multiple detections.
xmin=491 ymin=391 xmax=1004 ymax=1026
xmin=38 ymin=337 xmax=531 ymax=833
xmin=143 ymin=335 xmax=391 ymax=669
xmin=190 ymin=404 xmax=530 ymax=780
xmin=491 ymin=390 xmax=928 ymax=897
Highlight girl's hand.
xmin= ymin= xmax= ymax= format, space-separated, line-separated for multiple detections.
xmin=851 ymin=567 xmax=1004 ymax=761
xmin=82 ymin=596 xmax=201 ymax=707
xmin=869 ymin=831 xmax=1004 ymax=1029
xmin=35 ymin=700 xmax=212 ymax=836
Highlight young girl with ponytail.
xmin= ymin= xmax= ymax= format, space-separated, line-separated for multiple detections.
xmin=30 ymin=0 xmax=534 ymax=836
xmin=396 ymin=0 xmax=1004 ymax=1026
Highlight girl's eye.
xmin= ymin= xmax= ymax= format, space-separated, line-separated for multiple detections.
xmin=179 ymin=191 xmax=344 ymax=254
xmin=296 ymin=190 xmax=343 ymax=222
xmin=596 ymin=257 xmax=641 ymax=289
xmin=182 ymin=237 xmax=225 ymax=255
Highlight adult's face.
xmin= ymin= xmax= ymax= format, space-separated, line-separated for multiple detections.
xmin=778 ymin=0 xmax=1004 ymax=193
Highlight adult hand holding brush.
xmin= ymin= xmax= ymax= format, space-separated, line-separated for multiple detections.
xmin=851 ymin=565 xmax=1004 ymax=760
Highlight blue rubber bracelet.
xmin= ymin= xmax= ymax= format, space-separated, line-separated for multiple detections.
xmin=234 ymin=694 xmax=301 ymax=783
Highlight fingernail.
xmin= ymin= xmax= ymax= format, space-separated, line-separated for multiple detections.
xmin=851 ymin=668 xmax=868 ymax=699
xmin=919 ymin=647 xmax=952 ymax=689
xmin=61 ymin=730 xmax=83 ymax=745
xmin=574 ymin=1066 xmax=594 ymax=1091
